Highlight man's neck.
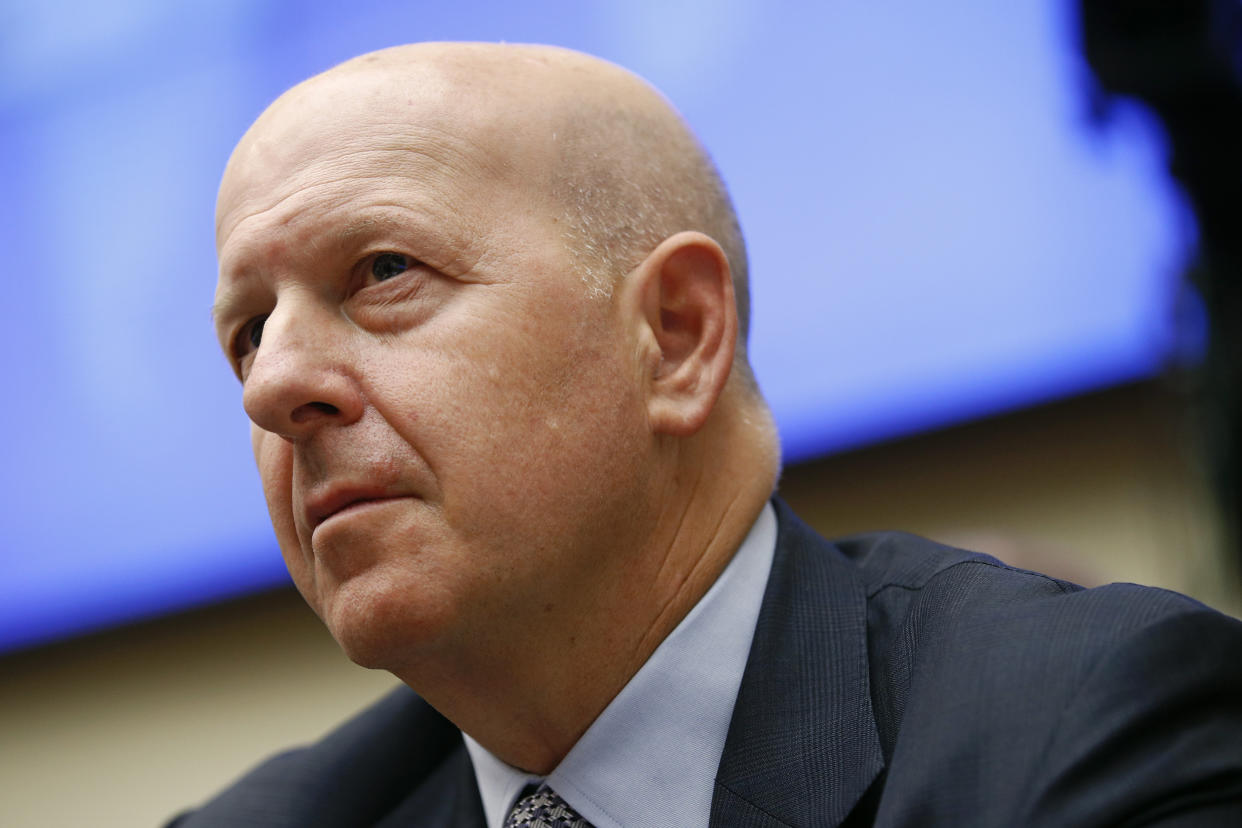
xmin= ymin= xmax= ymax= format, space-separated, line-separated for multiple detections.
xmin=464 ymin=501 xmax=779 ymax=827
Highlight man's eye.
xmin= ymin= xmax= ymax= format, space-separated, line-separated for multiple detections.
xmin=239 ymin=315 xmax=267 ymax=353
xmin=371 ymin=252 xmax=410 ymax=282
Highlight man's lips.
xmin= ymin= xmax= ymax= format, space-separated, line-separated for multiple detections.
xmin=304 ymin=486 xmax=409 ymax=529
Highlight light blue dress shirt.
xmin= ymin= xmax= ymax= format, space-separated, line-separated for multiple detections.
xmin=463 ymin=502 xmax=777 ymax=828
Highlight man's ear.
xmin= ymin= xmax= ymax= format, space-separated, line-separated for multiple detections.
xmin=626 ymin=231 xmax=737 ymax=437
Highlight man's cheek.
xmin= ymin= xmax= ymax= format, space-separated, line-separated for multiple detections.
xmin=251 ymin=427 xmax=289 ymax=494
xmin=254 ymin=438 xmax=320 ymax=612
xmin=251 ymin=430 xmax=301 ymax=556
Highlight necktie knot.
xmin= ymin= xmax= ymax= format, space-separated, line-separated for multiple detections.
xmin=503 ymin=784 xmax=593 ymax=828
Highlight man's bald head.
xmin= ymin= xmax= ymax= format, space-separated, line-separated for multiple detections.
xmin=221 ymin=42 xmax=752 ymax=356
xmin=214 ymin=44 xmax=779 ymax=765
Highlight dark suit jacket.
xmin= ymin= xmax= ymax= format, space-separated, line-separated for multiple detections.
xmin=173 ymin=500 xmax=1242 ymax=826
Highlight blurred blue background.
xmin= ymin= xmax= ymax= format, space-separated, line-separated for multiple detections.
xmin=0 ymin=0 xmax=1193 ymax=652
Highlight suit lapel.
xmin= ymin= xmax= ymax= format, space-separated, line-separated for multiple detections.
xmin=712 ymin=499 xmax=884 ymax=827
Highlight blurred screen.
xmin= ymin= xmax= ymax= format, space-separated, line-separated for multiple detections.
xmin=0 ymin=0 xmax=1192 ymax=652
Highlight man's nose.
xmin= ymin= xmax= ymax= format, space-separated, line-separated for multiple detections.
xmin=241 ymin=302 xmax=363 ymax=441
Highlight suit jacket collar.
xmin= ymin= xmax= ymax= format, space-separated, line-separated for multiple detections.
xmin=712 ymin=498 xmax=884 ymax=827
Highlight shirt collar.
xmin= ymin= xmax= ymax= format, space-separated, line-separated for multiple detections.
xmin=464 ymin=502 xmax=777 ymax=828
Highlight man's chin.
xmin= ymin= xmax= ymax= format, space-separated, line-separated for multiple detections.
xmin=317 ymin=573 xmax=449 ymax=672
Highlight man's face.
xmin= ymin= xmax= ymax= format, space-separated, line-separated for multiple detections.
xmin=212 ymin=69 xmax=651 ymax=670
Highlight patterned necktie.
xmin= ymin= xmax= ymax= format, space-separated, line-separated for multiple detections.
xmin=503 ymin=785 xmax=594 ymax=828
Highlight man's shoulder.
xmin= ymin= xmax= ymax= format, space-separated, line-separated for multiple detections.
xmin=831 ymin=527 xmax=1074 ymax=595
xmin=770 ymin=504 xmax=1242 ymax=824
xmin=827 ymin=524 xmax=1219 ymax=644
xmin=772 ymin=497 xmax=1231 ymax=648
xmin=167 ymin=686 xmax=471 ymax=827
xmin=798 ymin=515 xmax=1233 ymax=702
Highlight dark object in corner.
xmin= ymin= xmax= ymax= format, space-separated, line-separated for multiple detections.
xmin=1080 ymin=0 xmax=1242 ymax=555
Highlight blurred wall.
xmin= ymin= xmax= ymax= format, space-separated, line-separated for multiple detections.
xmin=1 ymin=380 xmax=1236 ymax=827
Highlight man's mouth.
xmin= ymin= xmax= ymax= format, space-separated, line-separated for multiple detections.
xmin=305 ymin=486 xmax=406 ymax=529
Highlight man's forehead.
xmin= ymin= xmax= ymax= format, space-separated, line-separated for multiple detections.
xmin=216 ymin=70 xmax=443 ymax=224
xmin=213 ymin=114 xmax=556 ymax=306
xmin=214 ymin=54 xmax=563 ymax=248
xmin=217 ymin=136 xmax=471 ymax=248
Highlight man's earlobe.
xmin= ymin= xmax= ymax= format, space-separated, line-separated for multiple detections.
xmin=631 ymin=231 xmax=737 ymax=437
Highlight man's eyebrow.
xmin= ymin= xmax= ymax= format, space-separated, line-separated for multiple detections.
xmin=336 ymin=216 xmax=379 ymax=242
xmin=210 ymin=286 xmax=241 ymax=328
xmin=333 ymin=214 xmax=405 ymax=247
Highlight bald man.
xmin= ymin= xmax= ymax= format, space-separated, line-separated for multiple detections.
xmin=178 ymin=43 xmax=1242 ymax=827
